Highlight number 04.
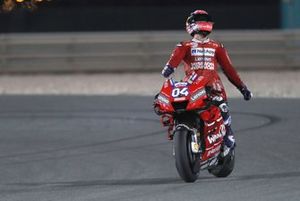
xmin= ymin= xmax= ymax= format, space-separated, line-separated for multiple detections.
xmin=172 ymin=87 xmax=189 ymax=97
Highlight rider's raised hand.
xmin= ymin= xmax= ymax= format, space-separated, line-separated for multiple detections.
xmin=240 ymin=87 xmax=252 ymax=101
xmin=162 ymin=65 xmax=174 ymax=78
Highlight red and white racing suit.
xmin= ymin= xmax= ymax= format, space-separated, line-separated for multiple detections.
xmin=166 ymin=37 xmax=245 ymax=101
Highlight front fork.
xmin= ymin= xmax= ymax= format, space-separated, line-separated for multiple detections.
xmin=172 ymin=124 xmax=202 ymax=173
xmin=191 ymin=129 xmax=201 ymax=154
xmin=173 ymin=124 xmax=201 ymax=154
xmin=160 ymin=114 xmax=202 ymax=155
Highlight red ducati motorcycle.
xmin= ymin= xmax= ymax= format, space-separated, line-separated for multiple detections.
xmin=154 ymin=75 xmax=235 ymax=182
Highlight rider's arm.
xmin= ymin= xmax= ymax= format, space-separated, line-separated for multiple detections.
xmin=166 ymin=42 xmax=188 ymax=69
xmin=216 ymin=44 xmax=245 ymax=90
xmin=162 ymin=42 xmax=188 ymax=78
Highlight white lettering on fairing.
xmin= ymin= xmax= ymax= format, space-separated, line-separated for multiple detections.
xmin=207 ymin=133 xmax=223 ymax=144
xmin=207 ymin=144 xmax=221 ymax=156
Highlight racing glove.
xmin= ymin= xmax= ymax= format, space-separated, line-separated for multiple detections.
xmin=161 ymin=65 xmax=174 ymax=78
xmin=240 ymin=87 xmax=252 ymax=101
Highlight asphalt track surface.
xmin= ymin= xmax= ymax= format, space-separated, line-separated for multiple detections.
xmin=0 ymin=96 xmax=299 ymax=201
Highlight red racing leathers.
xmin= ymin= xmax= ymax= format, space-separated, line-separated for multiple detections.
xmin=166 ymin=38 xmax=245 ymax=100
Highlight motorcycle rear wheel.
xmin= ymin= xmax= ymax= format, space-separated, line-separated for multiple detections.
xmin=208 ymin=149 xmax=235 ymax=177
xmin=174 ymin=128 xmax=199 ymax=183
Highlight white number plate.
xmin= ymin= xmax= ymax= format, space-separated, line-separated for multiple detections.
xmin=171 ymin=87 xmax=189 ymax=98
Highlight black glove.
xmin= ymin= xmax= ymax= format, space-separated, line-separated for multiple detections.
xmin=161 ymin=65 xmax=174 ymax=78
xmin=240 ymin=87 xmax=252 ymax=101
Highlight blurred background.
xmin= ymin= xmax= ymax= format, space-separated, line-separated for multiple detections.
xmin=0 ymin=0 xmax=282 ymax=32
xmin=0 ymin=0 xmax=299 ymax=96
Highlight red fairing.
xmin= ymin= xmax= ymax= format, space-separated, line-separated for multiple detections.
xmin=166 ymin=38 xmax=245 ymax=99
xmin=155 ymin=76 xmax=226 ymax=163
xmin=185 ymin=76 xmax=208 ymax=110
xmin=157 ymin=76 xmax=210 ymax=113
xmin=156 ymin=80 xmax=174 ymax=113
xmin=201 ymin=106 xmax=224 ymax=161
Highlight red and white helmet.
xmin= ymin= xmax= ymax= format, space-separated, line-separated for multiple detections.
xmin=186 ymin=10 xmax=214 ymax=36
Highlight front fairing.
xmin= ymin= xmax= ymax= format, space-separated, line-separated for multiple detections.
xmin=157 ymin=77 xmax=209 ymax=114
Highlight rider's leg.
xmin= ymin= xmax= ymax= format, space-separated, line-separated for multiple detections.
xmin=212 ymin=96 xmax=236 ymax=149
xmin=219 ymin=102 xmax=236 ymax=149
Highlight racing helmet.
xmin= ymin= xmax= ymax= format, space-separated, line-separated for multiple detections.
xmin=186 ymin=10 xmax=214 ymax=37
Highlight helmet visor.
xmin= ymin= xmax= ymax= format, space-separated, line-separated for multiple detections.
xmin=190 ymin=14 xmax=213 ymax=23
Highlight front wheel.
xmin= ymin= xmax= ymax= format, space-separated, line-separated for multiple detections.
xmin=174 ymin=128 xmax=200 ymax=182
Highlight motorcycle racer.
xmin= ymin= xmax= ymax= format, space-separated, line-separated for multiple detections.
xmin=159 ymin=10 xmax=252 ymax=151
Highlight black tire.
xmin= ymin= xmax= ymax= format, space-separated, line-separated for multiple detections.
xmin=209 ymin=149 xmax=235 ymax=177
xmin=174 ymin=128 xmax=199 ymax=182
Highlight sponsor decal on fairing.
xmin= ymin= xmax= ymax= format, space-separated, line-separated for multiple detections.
xmin=191 ymin=88 xmax=206 ymax=102
xmin=207 ymin=133 xmax=223 ymax=144
xmin=174 ymin=97 xmax=187 ymax=102
xmin=174 ymin=82 xmax=188 ymax=87
xmin=157 ymin=94 xmax=169 ymax=105
xmin=207 ymin=144 xmax=221 ymax=156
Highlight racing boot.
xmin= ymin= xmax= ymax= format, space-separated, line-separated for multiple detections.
xmin=223 ymin=125 xmax=235 ymax=149
xmin=217 ymin=102 xmax=235 ymax=148
xmin=222 ymin=125 xmax=235 ymax=157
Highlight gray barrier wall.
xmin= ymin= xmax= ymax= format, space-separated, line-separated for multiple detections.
xmin=0 ymin=30 xmax=299 ymax=73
